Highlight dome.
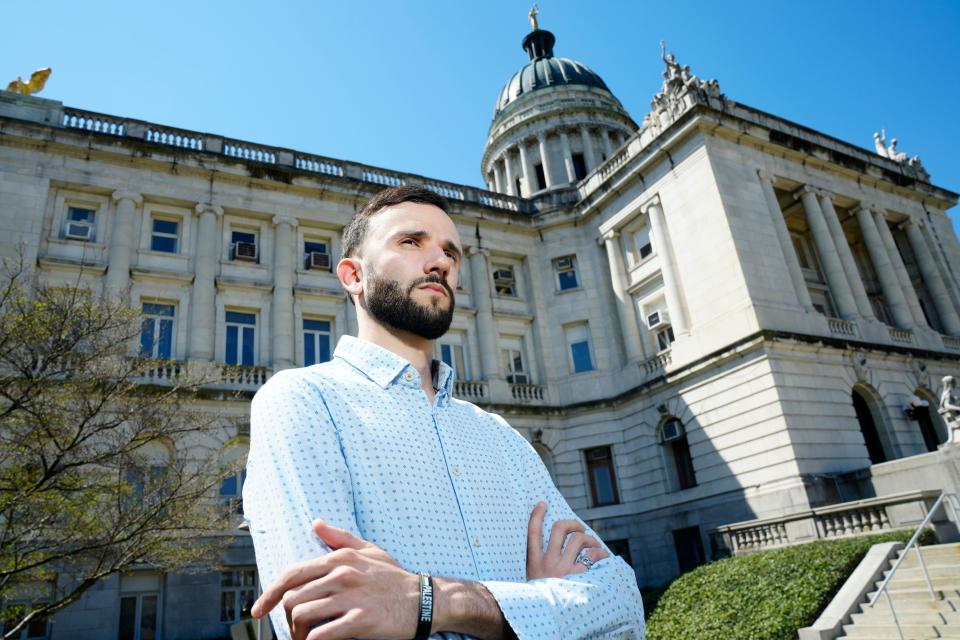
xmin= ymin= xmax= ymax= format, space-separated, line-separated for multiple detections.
xmin=492 ymin=28 xmax=613 ymax=120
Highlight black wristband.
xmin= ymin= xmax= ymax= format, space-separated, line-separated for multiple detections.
xmin=414 ymin=573 xmax=433 ymax=640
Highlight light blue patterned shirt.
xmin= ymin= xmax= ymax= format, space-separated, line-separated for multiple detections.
xmin=244 ymin=336 xmax=645 ymax=639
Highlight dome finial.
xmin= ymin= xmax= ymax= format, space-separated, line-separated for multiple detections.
xmin=521 ymin=8 xmax=554 ymax=61
xmin=528 ymin=4 xmax=539 ymax=30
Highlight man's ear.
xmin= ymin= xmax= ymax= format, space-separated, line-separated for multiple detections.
xmin=337 ymin=257 xmax=363 ymax=300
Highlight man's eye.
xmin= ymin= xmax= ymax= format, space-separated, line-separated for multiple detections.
xmin=401 ymin=238 xmax=418 ymax=246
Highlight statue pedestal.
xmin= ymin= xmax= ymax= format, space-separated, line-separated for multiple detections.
xmin=0 ymin=91 xmax=63 ymax=126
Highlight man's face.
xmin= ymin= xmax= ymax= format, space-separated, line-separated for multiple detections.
xmin=357 ymin=202 xmax=462 ymax=340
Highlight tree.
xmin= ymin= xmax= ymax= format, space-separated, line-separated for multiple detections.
xmin=0 ymin=259 xmax=237 ymax=637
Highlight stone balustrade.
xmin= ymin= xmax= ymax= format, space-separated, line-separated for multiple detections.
xmin=888 ymin=327 xmax=914 ymax=345
xmin=510 ymin=383 xmax=546 ymax=403
xmin=135 ymin=359 xmax=184 ymax=385
xmin=640 ymin=350 xmax=672 ymax=377
xmin=827 ymin=318 xmax=859 ymax=338
xmin=55 ymin=106 xmax=531 ymax=215
xmin=710 ymin=490 xmax=943 ymax=557
xmin=942 ymin=335 xmax=960 ymax=351
xmin=453 ymin=380 xmax=488 ymax=402
xmin=220 ymin=364 xmax=271 ymax=390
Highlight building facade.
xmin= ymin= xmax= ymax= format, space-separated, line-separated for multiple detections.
xmin=1 ymin=22 xmax=959 ymax=640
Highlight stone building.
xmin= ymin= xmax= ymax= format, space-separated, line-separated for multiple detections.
xmin=1 ymin=19 xmax=959 ymax=640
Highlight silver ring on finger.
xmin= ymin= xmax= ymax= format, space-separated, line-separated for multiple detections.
xmin=575 ymin=548 xmax=595 ymax=569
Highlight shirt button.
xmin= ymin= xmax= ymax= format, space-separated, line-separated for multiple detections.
xmin=403 ymin=371 xmax=414 ymax=382
xmin=472 ymin=536 xmax=481 ymax=547
xmin=452 ymin=467 xmax=461 ymax=476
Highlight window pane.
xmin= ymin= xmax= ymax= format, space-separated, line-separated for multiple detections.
xmin=27 ymin=615 xmax=48 ymax=639
xmin=140 ymin=318 xmax=155 ymax=357
xmin=571 ymin=341 xmax=593 ymax=373
xmin=225 ymin=311 xmax=255 ymax=325
xmin=592 ymin=466 xmax=615 ymax=504
xmin=118 ymin=597 xmax=137 ymax=640
xmin=157 ymin=318 xmax=173 ymax=359
xmin=303 ymin=319 xmax=330 ymax=332
xmin=220 ymin=475 xmax=237 ymax=497
xmin=440 ymin=344 xmax=453 ymax=368
xmin=240 ymin=589 xmax=255 ymax=618
xmin=304 ymin=333 xmax=316 ymax=366
xmin=220 ymin=590 xmax=236 ymax=622
xmin=143 ymin=303 xmax=174 ymax=317
xmin=153 ymin=219 xmax=178 ymax=235
xmin=232 ymin=231 xmax=256 ymax=244
xmin=140 ymin=595 xmax=158 ymax=640
xmin=241 ymin=327 xmax=255 ymax=365
xmin=67 ymin=206 xmax=94 ymax=222
xmin=304 ymin=241 xmax=328 ymax=254
xmin=226 ymin=326 xmax=238 ymax=365
xmin=557 ymin=269 xmax=578 ymax=290
xmin=150 ymin=235 xmax=177 ymax=253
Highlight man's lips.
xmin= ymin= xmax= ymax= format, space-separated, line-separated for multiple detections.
xmin=419 ymin=283 xmax=448 ymax=296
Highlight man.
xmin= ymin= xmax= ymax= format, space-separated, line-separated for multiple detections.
xmin=243 ymin=186 xmax=645 ymax=639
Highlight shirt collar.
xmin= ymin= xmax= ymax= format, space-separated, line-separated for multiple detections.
xmin=333 ymin=335 xmax=455 ymax=397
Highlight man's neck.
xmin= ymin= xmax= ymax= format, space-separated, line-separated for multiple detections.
xmin=356 ymin=322 xmax=436 ymax=399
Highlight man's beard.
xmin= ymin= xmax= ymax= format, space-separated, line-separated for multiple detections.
xmin=363 ymin=271 xmax=455 ymax=340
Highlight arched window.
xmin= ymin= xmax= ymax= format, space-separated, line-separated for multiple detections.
xmin=660 ymin=418 xmax=696 ymax=491
xmin=911 ymin=389 xmax=947 ymax=452
xmin=852 ymin=386 xmax=890 ymax=464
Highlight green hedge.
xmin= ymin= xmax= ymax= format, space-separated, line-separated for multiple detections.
xmin=645 ymin=529 xmax=935 ymax=640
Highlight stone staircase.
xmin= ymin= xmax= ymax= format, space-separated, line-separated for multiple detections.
xmin=840 ymin=543 xmax=960 ymax=639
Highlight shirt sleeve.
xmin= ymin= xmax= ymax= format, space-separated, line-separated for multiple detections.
xmin=242 ymin=369 xmax=360 ymax=640
xmin=480 ymin=416 xmax=646 ymax=640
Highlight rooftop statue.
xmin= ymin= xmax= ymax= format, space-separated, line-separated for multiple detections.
xmin=642 ymin=42 xmax=723 ymax=132
xmin=5 ymin=68 xmax=52 ymax=96
xmin=528 ymin=4 xmax=539 ymax=30
xmin=872 ymin=128 xmax=929 ymax=181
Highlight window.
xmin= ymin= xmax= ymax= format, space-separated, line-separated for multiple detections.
xmin=149 ymin=218 xmax=179 ymax=253
xmin=585 ymin=446 xmax=619 ymax=506
xmin=554 ymin=255 xmax=579 ymax=291
xmin=119 ymin=593 xmax=159 ymax=640
xmin=1 ymin=609 xmax=50 ymax=640
xmin=303 ymin=318 xmax=332 ymax=365
xmin=634 ymin=225 xmax=653 ymax=261
xmin=64 ymin=206 xmax=95 ymax=241
xmin=565 ymin=323 xmax=594 ymax=373
xmin=304 ymin=239 xmax=331 ymax=271
xmin=673 ymin=526 xmax=706 ymax=573
xmin=439 ymin=343 xmax=467 ymax=380
xmin=125 ymin=465 xmax=168 ymax=503
xmin=534 ymin=163 xmax=546 ymax=191
xmin=606 ymin=539 xmax=633 ymax=567
xmin=220 ymin=568 xmax=257 ymax=623
xmin=219 ymin=468 xmax=247 ymax=515
xmin=492 ymin=265 xmax=517 ymax=297
xmin=225 ymin=311 xmax=256 ymax=366
xmin=660 ymin=418 xmax=696 ymax=490
xmin=502 ymin=346 xmax=527 ymax=384
xmin=572 ymin=153 xmax=587 ymax=181
xmin=140 ymin=303 xmax=174 ymax=359
xmin=656 ymin=326 xmax=675 ymax=352
xmin=231 ymin=230 xmax=258 ymax=262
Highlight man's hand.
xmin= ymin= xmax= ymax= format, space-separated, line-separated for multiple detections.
xmin=251 ymin=519 xmax=420 ymax=640
xmin=526 ymin=501 xmax=608 ymax=580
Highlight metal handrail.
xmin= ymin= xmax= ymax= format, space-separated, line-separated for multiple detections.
xmin=867 ymin=492 xmax=960 ymax=640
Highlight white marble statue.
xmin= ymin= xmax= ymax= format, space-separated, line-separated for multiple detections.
xmin=873 ymin=129 xmax=889 ymax=158
xmin=938 ymin=375 xmax=960 ymax=445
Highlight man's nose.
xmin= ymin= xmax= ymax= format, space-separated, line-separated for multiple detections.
xmin=424 ymin=246 xmax=453 ymax=275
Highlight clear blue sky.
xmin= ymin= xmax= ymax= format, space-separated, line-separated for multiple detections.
xmin=3 ymin=1 xmax=959 ymax=218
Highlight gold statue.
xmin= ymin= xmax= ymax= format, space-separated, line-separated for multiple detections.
xmin=528 ymin=4 xmax=539 ymax=30
xmin=5 ymin=68 xmax=52 ymax=96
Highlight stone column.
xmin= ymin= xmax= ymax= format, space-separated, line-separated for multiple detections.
xmin=757 ymin=171 xmax=813 ymax=311
xmin=188 ymin=203 xmax=223 ymax=361
xmin=493 ymin=160 xmax=505 ymax=194
xmin=536 ymin=133 xmax=554 ymax=189
xmin=271 ymin=215 xmax=297 ymax=371
xmin=559 ymin=130 xmax=576 ymax=182
xmin=468 ymin=247 xmax=498 ymax=379
xmin=920 ymin=220 xmax=960 ymax=319
xmin=818 ymin=191 xmax=875 ymax=320
xmin=105 ymin=190 xmax=143 ymax=296
xmin=795 ymin=186 xmax=858 ymax=319
xmin=874 ymin=209 xmax=926 ymax=327
xmin=854 ymin=205 xmax=912 ymax=329
xmin=518 ymin=139 xmax=536 ymax=195
xmin=905 ymin=219 xmax=960 ymax=335
xmin=579 ymin=125 xmax=597 ymax=172
xmin=602 ymin=230 xmax=645 ymax=362
xmin=600 ymin=128 xmax=614 ymax=158
xmin=644 ymin=197 xmax=689 ymax=334
xmin=503 ymin=148 xmax=518 ymax=197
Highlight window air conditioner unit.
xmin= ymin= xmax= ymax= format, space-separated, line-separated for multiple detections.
xmin=233 ymin=242 xmax=258 ymax=261
xmin=661 ymin=420 xmax=682 ymax=442
xmin=555 ymin=257 xmax=573 ymax=270
xmin=506 ymin=373 xmax=528 ymax=384
xmin=65 ymin=223 xmax=92 ymax=241
xmin=308 ymin=251 xmax=331 ymax=271
xmin=493 ymin=269 xmax=515 ymax=286
xmin=646 ymin=309 xmax=670 ymax=330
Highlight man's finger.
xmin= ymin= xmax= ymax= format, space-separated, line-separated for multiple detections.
xmin=560 ymin=532 xmax=589 ymax=565
xmin=305 ymin=608 xmax=365 ymax=640
xmin=312 ymin=519 xmax=371 ymax=550
xmin=252 ymin=555 xmax=338 ymax=618
xmin=526 ymin=501 xmax=547 ymax=562
xmin=289 ymin=596 xmax=341 ymax=640
xmin=545 ymin=519 xmax=585 ymax=558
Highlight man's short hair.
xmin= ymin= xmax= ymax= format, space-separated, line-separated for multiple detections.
xmin=341 ymin=185 xmax=450 ymax=260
